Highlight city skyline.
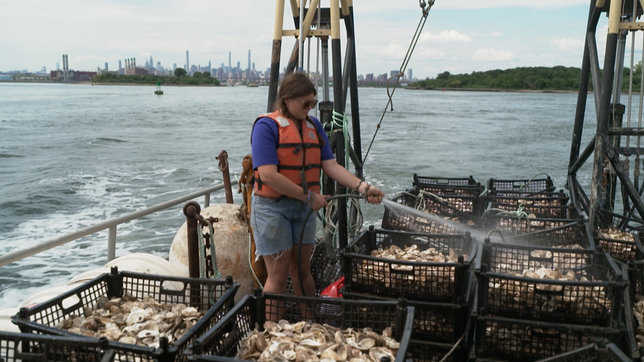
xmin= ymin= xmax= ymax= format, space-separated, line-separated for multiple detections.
xmin=2 ymin=1 xmax=597 ymax=79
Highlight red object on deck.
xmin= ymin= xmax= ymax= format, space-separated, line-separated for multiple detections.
xmin=320 ymin=276 xmax=345 ymax=298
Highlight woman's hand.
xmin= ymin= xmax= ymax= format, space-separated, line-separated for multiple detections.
xmin=310 ymin=192 xmax=328 ymax=211
xmin=363 ymin=184 xmax=384 ymax=204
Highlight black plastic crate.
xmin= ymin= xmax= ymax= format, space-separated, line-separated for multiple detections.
xmin=596 ymin=229 xmax=642 ymax=261
xmin=0 ymin=331 xmax=115 ymax=362
xmin=413 ymin=174 xmax=484 ymax=197
xmin=381 ymin=201 xmax=462 ymax=235
xmin=406 ymin=339 xmax=471 ymax=362
xmin=185 ymin=291 xmax=415 ymax=362
xmin=594 ymin=210 xmax=644 ymax=261
xmin=344 ymin=291 xmax=472 ymax=343
xmin=310 ymin=238 xmax=344 ymax=294
xmin=487 ymin=176 xmax=555 ymax=194
xmin=477 ymin=241 xmax=626 ymax=326
xmin=391 ymin=190 xmax=483 ymax=226
xmin=595 ymin=209 xmax=644 ymax=232
xmin=13 ymin=268 xmax=239 ymax=362
xmin=535 ymin=341 xmax=632 ymax=362
xmin=627 ymin=259 xmax=644 ymax=301
xmin=482 ymin=215 xmax=592 ymax=248
xmin=474 ymin=315 xmax=623 ymax=362
xmin=344 ymin=227 xmax=477 ymax=303
xmin=485 ymin=190 xmax=573 ymax=219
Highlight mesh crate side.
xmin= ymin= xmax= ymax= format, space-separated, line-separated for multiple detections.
xmin=188 ymin=293 xmax=415 ymax=362
xmin=188 ymin=294 xmax=257 ymax=359
xmin=346 ymin=230 xmax=475 ymax=302
xmin=475 ymin=316 xmax=623 ymax=361
xmin=170 ymin=283 xmax=240 ymax=362
xmin=0 ymin=331 xmax=112 ymax=362
xmin=343 ymin=291 xmax=472 ymax=343
xmin=381 ymin=207 xmax=460 ymax=235
xmin=534 ymin=342 xmax=633 ymax=362
xmin=414 ymin=175 xmax=480 ymax=187
xmin=13 ymin=272 xmax=240 ymax=362
xmin=487 ymin=177 xmax=555 ymax=193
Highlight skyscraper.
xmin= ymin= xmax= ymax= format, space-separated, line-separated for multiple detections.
xmin=186 ymin=51 xmax=190 ymax=74
xmin=248 ymin=50 xmax=251 ymax=72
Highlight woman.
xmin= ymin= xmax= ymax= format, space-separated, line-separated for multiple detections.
xmin=250 ymin=72 xmax=384 ymax=312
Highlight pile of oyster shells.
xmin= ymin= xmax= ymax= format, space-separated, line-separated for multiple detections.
xmin=487 ymin=259 xmax=608 ymax=318
xmin=235 ymin=320 xmax=399 ymax=362
xmin=632 ymin=297 xmax=644 ymax=348
xmin=598 ymin=227 xmax=635 ymax=242
xmin=353 ymin=244 xmax=464 ymax=291
xmin=55 ymin=295 xmax=204 ymax=347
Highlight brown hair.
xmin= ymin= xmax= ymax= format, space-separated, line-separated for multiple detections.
xmin=274 ymin=72 xmax=317 ymax=119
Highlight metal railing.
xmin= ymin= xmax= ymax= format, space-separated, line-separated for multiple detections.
xmin=0 ymin=180 xmax=238 ymax=268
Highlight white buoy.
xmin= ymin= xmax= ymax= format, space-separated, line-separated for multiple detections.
xmin=104 ymin=253 xmax=186 ymax=277
xmin=0 ymin=307 xmax=20 ymax=332
xmin=169 ymin=203 xmax=253 ymax=302
xmin=18 ymin=285 xmax=79 ymax=309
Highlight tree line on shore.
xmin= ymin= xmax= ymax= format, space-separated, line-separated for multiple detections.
xmin=410 ymin=64 xmax=643 ymax=91
xmin=92 ymin=68 xmax=220 ymax=86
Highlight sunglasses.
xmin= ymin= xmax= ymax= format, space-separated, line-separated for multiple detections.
xmin=293 ymin=98 xmax=318 ymax=109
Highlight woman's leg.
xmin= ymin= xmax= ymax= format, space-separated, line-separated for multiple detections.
xmin=289 ymin=243 xmax=316 ymax=320
xmin=288 ymin=243 xmax=315 ymax=297
xmin=262 ymin=250 xmax=291 ymax=321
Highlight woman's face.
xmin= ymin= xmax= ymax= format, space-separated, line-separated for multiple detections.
xmin=286 ymin=93 xmax=317 ymax=121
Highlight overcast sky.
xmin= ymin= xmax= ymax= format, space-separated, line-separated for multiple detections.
xmin=1 ymin=0 xmax=610 ymax=79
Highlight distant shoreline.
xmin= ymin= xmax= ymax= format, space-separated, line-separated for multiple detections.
xmin=0 ymin=80 xmax=593 ymax=93
xmin=405 ymin=87 xmax=581 ymax=94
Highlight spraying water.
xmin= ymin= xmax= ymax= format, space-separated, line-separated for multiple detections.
xmin=381 ymin=198 xmax=502 ymax=243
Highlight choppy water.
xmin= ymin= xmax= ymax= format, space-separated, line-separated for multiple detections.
xmin=0 ymin=83 xmax=597 ymax=309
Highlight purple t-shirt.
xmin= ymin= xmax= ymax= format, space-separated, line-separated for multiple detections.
xmin=251 ymin=115 xmax=334 ymax=169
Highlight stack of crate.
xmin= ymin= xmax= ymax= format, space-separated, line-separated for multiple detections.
xmin=474 ymin=239 xmax=627 ymax=361
xmin=12 ymin=267 xmax=240 ymax=362
xmin=382 ymin=175 xmax=485 ymax=233
xmin=183 ymin=290 xmax=416 ymax=361
xmin=343 ymin=226 xmax=478 ymax=362
xmin=481 ymin=177 xmax=592 ymax=249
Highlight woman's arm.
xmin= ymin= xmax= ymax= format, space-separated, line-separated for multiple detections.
xmin=321 ymin=159 xmax=384 ymax=204
xmin=256 ymin=165 xmax=329 ymax=211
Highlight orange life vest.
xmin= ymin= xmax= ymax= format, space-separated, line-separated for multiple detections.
xmin=253 ymin=112 xmax=321 ymax=199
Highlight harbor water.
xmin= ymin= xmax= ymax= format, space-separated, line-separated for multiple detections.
xmin=0 ymin=83 xmax=596 ymax=309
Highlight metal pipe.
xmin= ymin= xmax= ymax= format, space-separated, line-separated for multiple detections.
xmin=346 ymin=4 xmax=363 ymax=179
xmin=217 ymin=150 xmax=234 ymax=204
xmin=268 ymin=0 xmax=286 ymax=112
xmin=590 ymin=30 xmax=620 ymax=229
xmin=108 ymin=226 xmax=117 ymax=262
xmin=588 ymin=33 xmax=603 ymax=113
xmin=183 ymin=201 xmax=201 ymax=280
xmin=299 ymin=0 xmax=305 ymax=69
xmin=570 ymin=135 xmax=596 ymax=175
xmin=569 ymin=2 xmax=600 ymax=173
xmin=0 ymin=181 xmax=235 ymax=268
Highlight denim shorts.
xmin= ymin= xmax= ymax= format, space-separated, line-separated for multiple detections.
xmin=250 ymin=194 xmax=317 ymax=256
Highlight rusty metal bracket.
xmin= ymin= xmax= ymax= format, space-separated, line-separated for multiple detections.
xmin=217 ymin=150 xmax=234 ymax=204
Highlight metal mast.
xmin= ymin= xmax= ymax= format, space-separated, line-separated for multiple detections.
xmin=267 ymin=0 xmax=363 ymax=248
xmin=569 ymin=0 xmax=644 ymax=230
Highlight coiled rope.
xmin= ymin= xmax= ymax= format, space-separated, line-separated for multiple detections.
xmin=321 ymin=110 xmax=364 ymax=245
xmin=364 ymin=0 xmax=434 ymax=163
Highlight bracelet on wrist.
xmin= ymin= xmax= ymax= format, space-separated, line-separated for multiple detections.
xmin=304 ymin=190 xmax=312 ymax=204
xmin=355 ymin=180 xmax=364 ymax=193
xmin=363 ymin=183 xmax=371 ymax=196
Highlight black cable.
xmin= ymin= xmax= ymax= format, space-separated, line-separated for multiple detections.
xmin=297 ymin=193 xmax=364 ymax=297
